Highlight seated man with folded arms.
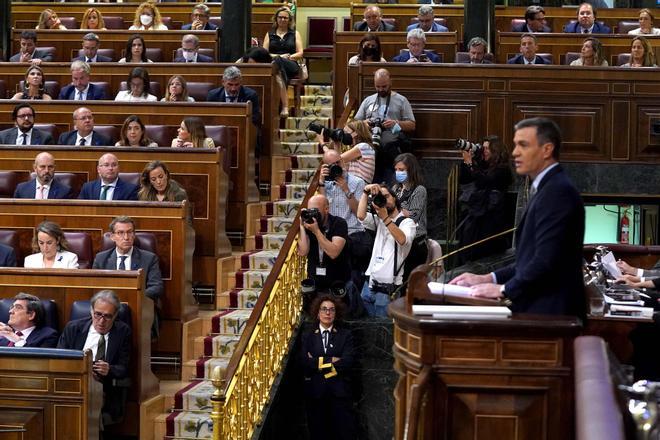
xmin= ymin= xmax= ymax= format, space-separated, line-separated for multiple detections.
xmin=79 ymin=153 xmax=138 ymax=201
xmin=10 ymin=30 xmax=53 ymax=65
xmin=0 ymin=293 xmax=58 ymax=347
xmin=58 ymin=107 xmax=111 ymax=146
xmin=14 ymin=152 xmax=72 ymax=199
xmin=0 ymin=103 xmax=54 ymax=145
xmin=392 ymin=29 xmax=441 ymax=63
xmin=182 ymin=3 xmax=218 ymax=31
xmin=58 ymin=61 xmax=108 ymax=101
xmin=407 ymin=5 xmax=448 ymax=33
xmin=57 ymin=290 xmax=131 ymax=426
xmin=512 ymin=6 xmax=551 ymax=33
xmin=74 ymin=33 xmax=112 ymax=63
xmin=507 ymin=33 xmax=548 ymax=65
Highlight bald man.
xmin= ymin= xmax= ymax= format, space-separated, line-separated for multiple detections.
xmin=57 ymin=107 xmax=111 ymax=146
xmin=353 ymin=5 xmax=395 ymax=32
xmin=14 ymin=152 xmax=73 ymax=199
xmin=78 ymin=153 xmax=138 ymax=200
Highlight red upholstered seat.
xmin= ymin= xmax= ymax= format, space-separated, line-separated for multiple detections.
xmin=59 ymin=17 xmax=77 ymax=29
xmin=33 ymin=124 xmax=58 ymax=142
xmin=510 ymin=18 xmax=526 ymax=31
xmin=161 ymin=16 xmax=173 ymax=29
xmin=0 ymin=229 xmax=21 ymax=264
xmin=0 ymin=172 xmax=20 ymax=198
xmin=93 ymin=125 xmax=119 ymax=145
xmin=616 ymin=53 xmax=631 ymax=66
xmin=617 ymin=20 xmax=638 ymax=34
xmin=209 ymin=16 xmax=222 ymax=29
xmin=63 ymin=231 xmax=93 ymax=269
xmin=382 ymin=18 xmax=397 ymax=30
xmin=103 ymin=16 xmax=125 ymax=30
xmin=563 ymin=52 xmax=580 ymax=65
xmin=0 ymin=80 xmax=6 ymax=99
xmin=89 ymin=81 xmax=110 ymax=100
xmin=36 ymin=47 xmax=57 ymax=62
xmin=145 ymin=125 xmax=178 ymax=147
xmin=205 ymin=125 xmax=235 ymax=150
xmin=304 ymin=17 xmax=335 ymax=55
xmin=186 ymin=82 xmax=214 ymax=102
xmin=118 ymin=172 xmax=140 ymax=187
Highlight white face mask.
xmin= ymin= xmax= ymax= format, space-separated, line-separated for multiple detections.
xmin=183 ymin=51 xmax=195 ymax=61
xmin=140 ymin=14 xmax=153 ymax=26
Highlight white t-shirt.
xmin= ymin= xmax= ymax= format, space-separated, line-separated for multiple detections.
xmin=362 ymin=213 xmax=416 ymax=285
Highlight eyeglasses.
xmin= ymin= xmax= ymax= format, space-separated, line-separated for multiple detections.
xmin=320 ymin=307 xmax=336 ymax=314
xmin=93 ymin=311 xmax=114 ymax=321
xmin=277 ymin=15 xmax=289 ymax=20
xmin=113 ymin=230 xmax=135 ymax=237
xmin=75 ymin=115 xmax=93 ymax=121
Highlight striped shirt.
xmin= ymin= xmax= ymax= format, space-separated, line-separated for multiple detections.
xmin=393 ymin=184 xmax=427 ymax=238
xmin=347 ymin=142 xmax=375 ymax=184
xmin=324 ymin=173 xmax=366 ymax=234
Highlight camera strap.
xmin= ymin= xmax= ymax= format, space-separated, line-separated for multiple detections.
xmin=371 ymin=92 xmax=391 ymax=120
xmin=392 ymin=216 xmax=407 ymax=282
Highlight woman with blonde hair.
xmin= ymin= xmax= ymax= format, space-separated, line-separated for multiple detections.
xmin=36 ymin=9 xmax=67 ymax=30
xmin=629 ymin=9 xmax=660 ymax=35
xmin=621 ymin=36 xmax=657 ymax=67
xmin=570 ymin=37 xmax=608 ymax=66
xmin=138 ymin=160 xmax=188 ymax=202
xmin=11 ymin=66 xmax=52 ymax=100
xmin=162 ymin=75 xmax=195 ymax=102
xmin=24 ymin=221 xmax=79 ymax=269
xmin=129 ymin=2 xmax=168 ymax=31
xmin=80 ymin=8 xmax=106 ymax=31
xmin=171 ymin=117 xmax=215 ymax=148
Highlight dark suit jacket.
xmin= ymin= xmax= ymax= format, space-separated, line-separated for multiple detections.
xmin=78 ymin=177 xmax=138 ymax=201
xmin=207 ymin=85 xmax=261 ymax=127
xmin=58 ymin=83 xmax=108 ymax=100
xmin=300 ymin=324 xmax=354 ymax=399
xmin=507 ymin=54 xmax=548 ymax=64
xmin=0 ymin=127 xmax=54 ymax=145
xmin=57 ymin=317 xmax=131 ymax=422
xmin=511 ymin=22 xmax=552 ymax=33
xmin=392 ymin=50 xmax=441 ymax=63
xmin=0 ymin=326 xmax=58 ymax=347
xmin=73 ymin=54 xmax=113 ymax=63
xmin=92 ymin=247 xmax=163 ymax=301
xmin=182 ymin=22 xmax=218 ymax=31
xmin=9 ymin=49 xmax=53 ymax=62
xmin=0 ymin=243 xmax=16 ymax=267
xmin=14 ymin=178 xmax=73 ymax=199
xmin=563 ymin=21 xmax=612 ymax=34
xmin=58 ymin=130 xmax=111 ymax=147
xmin=173 ymin=53 xmax=214 ymax=63
xmin=494 ymin=164 xmax=585 ymax=317
xmin=353 ymin=20 xmax=396 ymax=32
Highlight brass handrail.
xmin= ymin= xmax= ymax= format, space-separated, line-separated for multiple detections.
xmin=211 ymin=166 xmax=321 ymax=439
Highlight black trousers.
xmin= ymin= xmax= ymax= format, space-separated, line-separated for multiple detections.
xmin=306 ymin=395 xmax=356 ymax=440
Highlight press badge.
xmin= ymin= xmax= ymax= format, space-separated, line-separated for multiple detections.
xmin=316 ymin=267 xmax=327 ymax=276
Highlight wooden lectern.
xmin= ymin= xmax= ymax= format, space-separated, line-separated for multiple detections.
xmin=390 ymin=266 xmax=583 ymax=440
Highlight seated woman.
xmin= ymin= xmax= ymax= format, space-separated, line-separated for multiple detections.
xmin=118 ymin=34 xmax=154 ymax=63
xmin=318 ymin=119 xmax=376 ymax=184
xmin=262 ymin=6 xmax=304 ymax=117
xmin=138 ymin=160 xmax=188 ymax=202
xmin=161 ymin=75 xmax=195 ymax=102
xmin=570 ymin=37 xmax=608 ymax=66
xmin=80 ymin=8 xmax=106 ymax=31
xmin=11 ymin=66 xmax=52 ymax=100
xmin=115 ymin=67 xmax=158 ymax=102
xmin=36 ymin=9 xmax=67 ymax=30
xmin=24 ymin=221 xmax=79 ymax=269
xmin=115 ymin=115 xmax=158 ymax=147
xmin=629 ymin=8 xmax=660 ymax=36
xmin=348 ymin=33 xmax=386 ymax=65
xmin=621 ymin=36 xmax=657 ymax=68
xmin=129 ymin=2 xmax=168 ymax=31
xmin=171 ymin=116 xmax=215 ymax=148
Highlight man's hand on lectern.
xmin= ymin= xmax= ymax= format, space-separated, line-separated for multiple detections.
xmin=470 ymin=283 xmax=504 ymax=300
xmin=448 ymin=272 xmax=492 ymax=287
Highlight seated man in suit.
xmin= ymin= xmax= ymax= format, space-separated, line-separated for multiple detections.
xmin=461 ymin=37 xmax=493 ymax=64
xmin=563 ymin=3 xmax=611 ymax=34
xmin=507 ymin=33 xmax=548 ymax=65
xmin=58 ymin=61 xmax=108 ymax=101
xmin=392 ymin=28 xmax=441 ymax=63
xmin=450 ymin=117 xmax=585 ymax=318
xmin=174 ymin=34 xmax=213 ymax=63
xmin=74 ymin=33 xmax=112 ymax=63
xmin=0 ymin=293 xmax=58 ymax=347
xmin=182 ymin=3 xmax=218 ymax=31
xmin=10 ymin=30 xmax=53 ymax=65
xmin=406 ymin=5 xmax=448 ymax=33
xmin=14 ymin=152 xmax=72 ymax=199
xmin=0 ymin=243 xmax=16 ymax=267
xmin=0 ymin=103 xmax=54 ymax=145
xmin=512 ymin=6 xmax=551 ymax=33
xmin=57 ymin=290 xmax=131 ymax=426
xmin=208 ymin=66 xmax=261 ymax=127
xmin=58 ymin=107 xmax=111 ymax=146
xmin=353 ymin=5 xmax=395 ymax=32
xmin=79 ymin=153 xmax=138 ymax=201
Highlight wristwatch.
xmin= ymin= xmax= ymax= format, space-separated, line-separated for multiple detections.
xmin=346 ymin=191 xmax=354 ymax=199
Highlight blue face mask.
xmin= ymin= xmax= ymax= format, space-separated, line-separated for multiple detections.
xmin=395 ymin=170 xmax=408 ymax=183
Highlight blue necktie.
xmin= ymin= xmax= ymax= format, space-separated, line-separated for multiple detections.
xmin=118 ymin=255 xmax=127 ymax=270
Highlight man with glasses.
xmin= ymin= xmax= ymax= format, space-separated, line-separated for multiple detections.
xmin=407 ymin=5 xmax=448 ymax=33
xmin=174 ymin=34 xmax=213 ymax=63
xmin=73 ymin=33 xmax=113 ymax=63
xmin=58 ymin=61 xmax=108 ymax=101
xmin=0 ymin=103 xmax=54 ymax=145
xmin=78 ymin=153 xmax=138 ymax=200
xmin=392 ymin=28 xmax=441 ymax=63
xmin=14 ymin=152 xmax=73 ymax=199
xmin=182 ymin=3 xmax=218 ymax=31
xmin=58 ymin=290 xmax=131 ymax=426
xmin=512 ymin=6 xmax=551 ymax=33
xmin=0 ymin=293 xmax=58 ymax=347
xmin=58 ymin=107 xmax=110 ymax=146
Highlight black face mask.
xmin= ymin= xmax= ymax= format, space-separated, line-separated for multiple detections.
xmin=362 ymin=46 xmax=379 ymax=58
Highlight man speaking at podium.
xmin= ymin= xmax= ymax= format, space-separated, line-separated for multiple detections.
xmin=450 ymin=117 xmax=585 ymax=317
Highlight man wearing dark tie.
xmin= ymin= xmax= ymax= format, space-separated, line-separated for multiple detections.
xmin=507 ymin=33 xmax=548 ymax=65
xmin=78 ymin=153 xmax=138 ymax=201
xmin=57 ymin=290 xmax=131 ymax=426
xmin=174 ymin=34 xmax=213 ymax=63
xmin=14 ymin=152 xmax=73 ymax=199
xmin=0 ymin=103 xmax=54 ymax=145
xmin=563 ymin=3 xmax=611 ymax=34
xmin=0 ymin=293 xmax=58 ymax=348
xmin=207 ymin=66 xmax=261 ymax=126
xmin=73 ymin=33 xmax=113 ymax=63
xmin=57 ymin=61 xmax=108 ymax=101
xmin=450 ymin=117 xmax=585 ymax=317
xmin=58 ymin=107 xmax=111 ymax=146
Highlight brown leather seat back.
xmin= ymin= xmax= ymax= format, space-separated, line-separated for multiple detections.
xmin=145 ymin=125 xmax=178 ymax=147
xmin=63 ymin=231 xmax=93 ymax=269
xmin=0 ymin=172 xmax=19 ymax=198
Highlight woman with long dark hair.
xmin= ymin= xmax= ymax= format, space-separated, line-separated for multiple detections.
xmin=12 ymin=66 xmax=52 ymax=100
xmin=138 ymin=160 xmax=187 ymax=202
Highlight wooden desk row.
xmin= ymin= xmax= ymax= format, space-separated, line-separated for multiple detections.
xmin=0 ymin=102 xmax=259 ymax=237
xmin=10 ymin=2 xmax=284 ymax=40
xmin=0 ymin=268 xmax=158 ymax=438
xmin=348 ymin=62 xmax=660 ymax=162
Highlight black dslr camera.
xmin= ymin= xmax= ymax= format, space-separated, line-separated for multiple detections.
xmin=368 ymin=118 xmax=383 ymax=148
xmin=301 ymin=207 xmax=323 ymax=225
xmin=308 ymin=122 xmax=352 ymax=145
xmin=368 ymin=192 xmax=387 ymax=209
xmin=326 ymin=163 xmax=343 ymax=182
xmin=454 ymin=138 xmax=482 ymax=156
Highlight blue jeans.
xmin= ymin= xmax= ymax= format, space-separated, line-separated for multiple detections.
xmin=360 ymin=282 xmax=390 ymax=317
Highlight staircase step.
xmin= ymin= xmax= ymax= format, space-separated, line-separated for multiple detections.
xmin=204 ymin=334 xmax=241 ymax=357
xmin=210 ymin=309 xmax=253 ymax=334
xmin=280 ymin=141 xmax=320 ymax=155
xmin=240 ymin=250 xmax=278 ymax=271
xmin=259 ymin=216 xmax=294 ymax=234
xmin=166 ymin=411 xmax=213 ymax=439
xmin=300 ymin=95 xmax=333 ymax=107
xmin=291 ymin=154 xmax=322 ymax=169
xmin=195 ymin=357 xmax=230 ymax=380
xmin=174 ymin=380 xmax=215 ymax=411
xmin=235 ymin=269 xmax=270 ymax=290
xmin=255 ymin=233 xmax=286 ymax=251
xmin=304 ymin=84 xmax=333 ymax=96
xmin=298 ymin=107 xmax=333 ymax=118
xmin=285 ymin=168 xmax=316 ymax=184
xmin=279 ymin=129 xmax=317 ymax=143
xmin=229 ymin=288 xmax=262 ymax=308
xmin=277 ymin=183 xmax=309 ymax=200
xmin=285 ymin=116 xmax=330 ymax=130
xmin=265 ymin=200 xmax=301 ymax=218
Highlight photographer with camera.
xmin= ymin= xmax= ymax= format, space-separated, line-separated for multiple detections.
xmin=354 ymin=68 xmax=415 ymax=185
xmin=456 ymin=135 xmax=513 ymax=264
xmin=358 ymin=184 xmax=416 ymax=317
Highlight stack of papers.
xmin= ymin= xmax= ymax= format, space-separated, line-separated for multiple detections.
xmin=427 ymin=282 xmax=473 ymax=298
xmin=412 ymin=305 xmax=512 ymax=320
xmin=606 ymin=304 xmax=654 ymax=319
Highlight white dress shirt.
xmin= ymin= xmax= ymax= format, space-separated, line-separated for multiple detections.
xmin=15 ymin=129 xmax=32 ymax=145
xmin=34 ymin=180 xmax=51 ymax=199
xmin=115 ymin=247 xmax=134 ymax=270
xmin=83 ymin=325 xmax=109 ymax=360
xmin=13 ymin=326 xmax=35 ymax=347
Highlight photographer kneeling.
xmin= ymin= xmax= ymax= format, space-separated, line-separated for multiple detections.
xmin=298 ymin=194 xmax=353 ymax=311
xmin=358 ymin=184 xmax=416 ymax=317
